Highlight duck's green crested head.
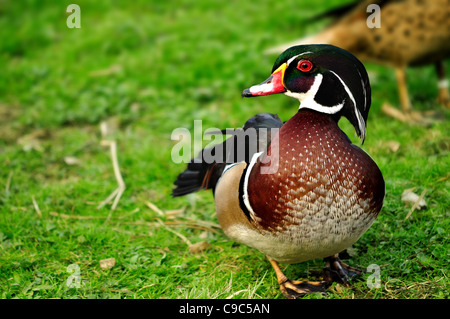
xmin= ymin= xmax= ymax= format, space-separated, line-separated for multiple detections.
xmin=243 ymin=44 xmax=371 ymax=142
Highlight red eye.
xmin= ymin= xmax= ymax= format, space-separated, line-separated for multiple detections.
xmin=297 ymin=60 xmax=313 ymax=72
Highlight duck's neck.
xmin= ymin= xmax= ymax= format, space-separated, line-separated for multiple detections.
xmin=278 ymin=108 xmax=343 ymax=142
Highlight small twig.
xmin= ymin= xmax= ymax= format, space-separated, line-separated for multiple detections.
xmin=97 ymin=139 xmax=126 ymax=214
xmin=109 ymin=141 xmax=125 ymax=210
xmin=32 ymin=196 xmax=42 ymax=217
xmin=98 ymin=188 xmax=120 ymax=209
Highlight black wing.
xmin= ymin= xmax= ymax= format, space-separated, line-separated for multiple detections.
xmin=172 ymin=113 xmax=283 ymax=197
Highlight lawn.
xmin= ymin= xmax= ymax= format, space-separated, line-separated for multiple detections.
xmin=0 ymin=0 xmax=449 ymax=299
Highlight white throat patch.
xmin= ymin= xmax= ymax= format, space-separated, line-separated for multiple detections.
xmin=285 ymin=71 xmax=366 ymax=140
xmin=285 ymin=74 xmax=345 ymax=114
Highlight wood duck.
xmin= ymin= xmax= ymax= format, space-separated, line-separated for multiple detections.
xmin=172 ymin=44 xmax=385 ymax=298
xmin=265 ymin=0 xmax=450 ymax=122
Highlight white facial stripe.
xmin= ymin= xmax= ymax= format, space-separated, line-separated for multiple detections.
xmin=286 ymin=51 xmax=313 ymax=66
xmin=288 ymin=74 xmax=345 ymax=114
xmin=242 ymin=151 xmax=263 ymax=221
xmin=329 ymin=71 xmax=357 ymax=109
xmin=329 ymin=71 xmax=366 ymax=140
xmin=356 ymin=68 xmax=367 ymax=111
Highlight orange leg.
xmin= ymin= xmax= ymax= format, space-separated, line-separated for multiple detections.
xmin=395 ymin=67 xmax=412 ymax=114
xmin=267 ymin=256 xmax=327 ymax=299
xmin=394 ymin=67 xmax=430 ymax=123
xmin=435 ymin=61 xmax=449 ymax=108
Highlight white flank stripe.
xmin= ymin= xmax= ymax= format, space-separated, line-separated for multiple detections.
xmin=242 ymin=151 xmax=263 ymax=221
xmin=222 ymin=163 xmax=239 ymax=175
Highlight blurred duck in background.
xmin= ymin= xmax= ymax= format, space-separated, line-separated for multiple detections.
xmin=266 ymin=0 xmax=450 ymax=123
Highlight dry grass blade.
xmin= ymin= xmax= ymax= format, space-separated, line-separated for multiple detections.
xmin=5 ymin=171 xmax=13 ymax=193
xmin=156 ymin=218 xmax=192 ymax=246
xmin=32 ymin=196 xmax=42 ymax=217
xmin=145 ymin=201 xmax=165 ymax=216
xmin=89 ymin=65 xmax=122 ymax=77
xmin=137 ymin=284 xmax=158 ymax=292
xmin=49 ymin=208 xmax=139 ymax=221
xmin=142 ymin=200 xmax=219 ymax=232
xmin=165 ymin=207 xmax=186 ymax=218
xmin=115 ymin=219 xmax=219 ymax=234
xmin=163 ymin=220 xmax=220 ymax=233
xmin=49 ymin=211 xmax=107 ymax=220
xmin=405 ymin=189 xmax=427 ymax=220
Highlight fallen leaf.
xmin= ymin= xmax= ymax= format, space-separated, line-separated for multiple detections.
xmin=99 ymin=258 xmax=116 ymax=270
xmin=385 ymin=141 xmax=400 ymax=153
xmin=188 ymin=241 xmax=210 ymax=254
xmin=64 ymin=156 xmax=80 ymax=165
xmin=401 ymin=189 xmax=427 ymax=210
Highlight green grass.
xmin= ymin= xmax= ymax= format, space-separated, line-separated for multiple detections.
xmin=0 ymin=0 xmax=449 ymax=299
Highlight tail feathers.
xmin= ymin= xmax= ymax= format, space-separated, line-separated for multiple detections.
xmin=172 ymin=158 xmax=225 ymax=197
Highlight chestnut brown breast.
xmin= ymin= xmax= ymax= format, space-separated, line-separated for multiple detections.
xmin=247 ymin=109 xmax=384 ymax=233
